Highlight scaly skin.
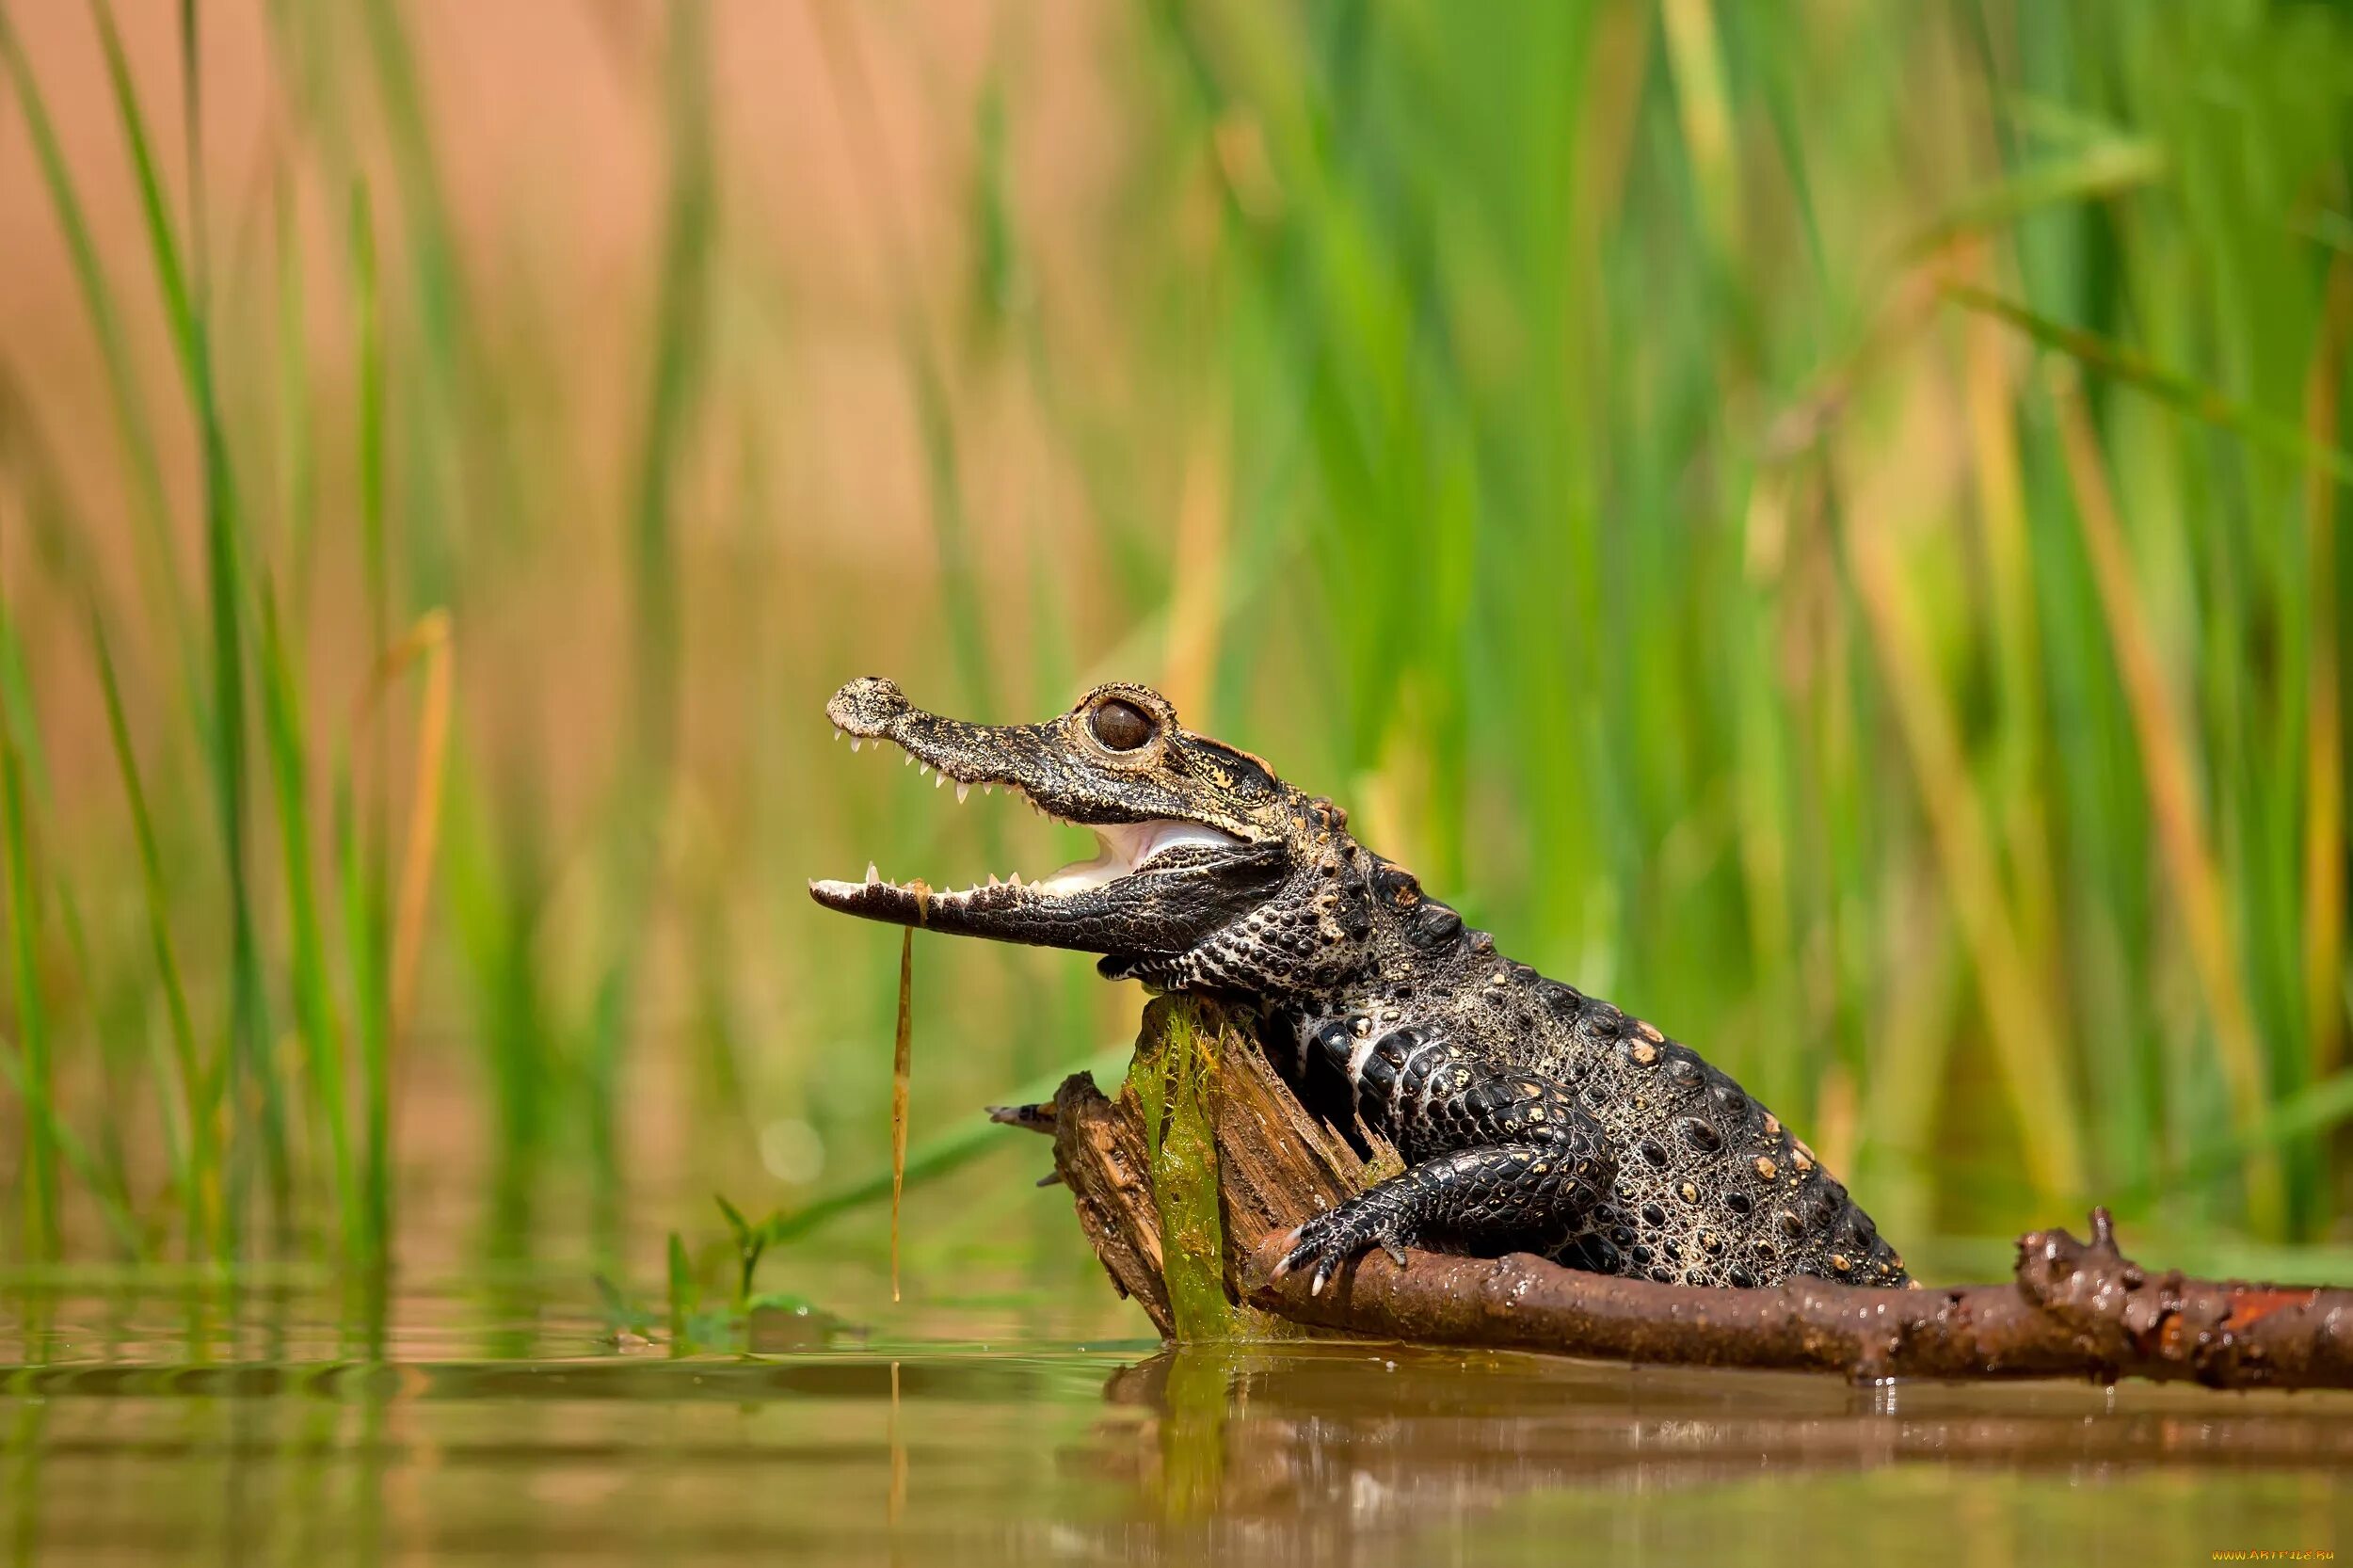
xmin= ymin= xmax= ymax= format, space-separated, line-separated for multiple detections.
xmin=811 ymin=677 xmax=1909 ymax=1294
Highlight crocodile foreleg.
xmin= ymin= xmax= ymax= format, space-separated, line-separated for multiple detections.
xmin=1273 ymin=1019 xmax=1616 ymax=1294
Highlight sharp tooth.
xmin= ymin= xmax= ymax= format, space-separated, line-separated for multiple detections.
xmin=987 ymin=872 xmax=1001 ymax=886
xmin=850 ymin=739 xmax=862 ymax=753
xmin=984 ymin=784 xmax=994 ymax=795
xmin=1008 ymin=872 xmax=1023 ymax=887
xmin=833 ymin=728 xmax=844 ymax=741
xmin=865 ymin=862 xmax=880 ymax=884
xmin=956 ymin=782 xmax=971 ymax=804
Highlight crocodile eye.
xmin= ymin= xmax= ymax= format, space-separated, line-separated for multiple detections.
xmin=1089 ymin=697 xmax=1154 ymax=751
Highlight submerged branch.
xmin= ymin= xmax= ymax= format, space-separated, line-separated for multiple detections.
xmin=1047 ymin=998 xmax=2353 ymax=1391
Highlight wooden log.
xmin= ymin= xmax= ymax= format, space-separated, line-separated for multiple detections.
xmin=1046 ymin=996 xmax=2353 ymax=1390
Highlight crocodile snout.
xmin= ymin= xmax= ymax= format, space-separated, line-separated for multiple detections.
xmin=826 ymin=676 xmax=913 ymax=738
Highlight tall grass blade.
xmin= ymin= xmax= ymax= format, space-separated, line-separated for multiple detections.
xmin=352 ymin=182 xmax=389 ymax=658
xmin=2303 ymin=259 xmax=2352 ymax=1090
xmin=271 ymin=183 xmax=316 ymax=600
xmin=2051 ymin=374 xmax=2285 ymax=1237
xmin=333 ymin=768 xmax=388 ymax=1261
xmin=346 ymin=608 xmax=453 ymax=1256
xmin=91 ymin=606 xmax=216 ymax=1258
xmin=0 ymin=668 xmax=56 ymax=1257
xmin=258 ymin=589 xmax=360 ymax=1253
xmin=0 ymin=1042 xmax=143 ymax=1257
xmin=1944 ymin=281 xmax=2353 ymax=486
xmin=88 ymin=0 xmax=193 ymax=376
xmin=168 ymin=0 xmax=281 ymax=1245
xmin=1905 ymin=137 xmax=2163 ymax=254
xmin=665 ymin=1231 xmax=695 ymax=1355
xmin=587 ymin=0 xmax=715 ymax=1256
xmin=389 ymin=615 xmax=451 ymax=1062
xmin=1659 ymin=0 xmax=1738 ymax=265
xmin=0 ymin=5 xmax=195 ymax=676
xmin=347 ymin=177 xmax=395 ymax=1257
xmin=1831 ymin=468 xmax=2089 ymax=1205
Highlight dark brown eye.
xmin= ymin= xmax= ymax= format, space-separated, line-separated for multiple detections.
xmin=1089 ymin=697 xmax=1154 ymax=751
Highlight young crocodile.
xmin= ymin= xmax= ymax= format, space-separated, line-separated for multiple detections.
xmin=809 ymin=676 xmax=1910 ymax=1294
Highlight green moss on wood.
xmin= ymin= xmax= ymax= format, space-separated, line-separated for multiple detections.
xmin=1127 ymin=998 xmax=1240 ymax=1342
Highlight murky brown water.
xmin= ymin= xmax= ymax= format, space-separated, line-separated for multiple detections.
xmin=4 ymin=1282 xmax=2349 ymax=1565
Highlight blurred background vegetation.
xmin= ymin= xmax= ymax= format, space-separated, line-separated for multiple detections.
xmin=1 ymin=0 xmax=2351 ymax=1305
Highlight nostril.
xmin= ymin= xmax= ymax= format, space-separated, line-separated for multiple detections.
xmin=827 ymin=676 xmax=911 ymax=735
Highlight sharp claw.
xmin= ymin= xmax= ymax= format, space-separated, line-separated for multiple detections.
xmin=1381 ymin=1239 xmax=1408 ymax=1268
xmin=1309 ymin=1267 xmax=1329 ymax=1296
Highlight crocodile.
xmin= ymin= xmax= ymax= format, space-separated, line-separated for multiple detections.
xmin=809 ymin=676 xmax=1910 ymax=1295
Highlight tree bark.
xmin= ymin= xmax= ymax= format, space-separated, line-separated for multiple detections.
xmin=1046 ymin=997 xmax=2353 ymax=1391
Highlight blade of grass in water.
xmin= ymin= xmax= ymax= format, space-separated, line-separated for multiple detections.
xmin=665 ymin=1231 xmax=694 ymax=1356
xmin=258 ymin=589 xmax=360 ymax=1252
xmin=157 ymin=0 xmax=280 ymax=1247
xmin=0 ymin=673 xmax=56 ymax=1257
xmin=348 ymin=177 xmax=394 ymax=1256
xmin=0 ymin=568 xmax=72 ymax=1260
xmin=891 ymin=930 xmax=914 ymax=1303
xmin=346 ymin=608 xmax=454 ymax=1257
xmin=334 ymin=770 xmax=388 ymax=1259
xmin=92 ymin=606 xmax=215 ymax=1259
xmin=0 ymin=1046 xmax=142 ymax=1257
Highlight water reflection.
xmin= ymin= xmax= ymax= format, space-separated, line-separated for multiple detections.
xmin=2 ymin=1289 xmax=2347 ymax=1565
xmin=1077 ymin=1344 xmax=2353 ymax=1563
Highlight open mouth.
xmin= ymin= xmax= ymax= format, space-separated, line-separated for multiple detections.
xmin=806 ymin=723 xmax=1245 ymax=922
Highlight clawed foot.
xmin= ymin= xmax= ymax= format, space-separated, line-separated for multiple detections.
xmin=1272 ymin=1197 xmax=1411 ymax=1296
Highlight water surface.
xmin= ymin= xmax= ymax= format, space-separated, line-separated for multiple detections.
xmin=5 ymin=1278 xmax=2348 ymax=1565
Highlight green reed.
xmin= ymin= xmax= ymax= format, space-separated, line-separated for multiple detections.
xmin=0 ymin=648 xmax=54 ymax=1259
xmin=91 ymin=609 xmax=212 ymax=1258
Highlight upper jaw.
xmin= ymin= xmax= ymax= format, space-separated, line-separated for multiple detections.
xmin=824 ymin=675 xmax=1161 ymax=825
xmin=806 ymin=819 xmax=1250 ymax=916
